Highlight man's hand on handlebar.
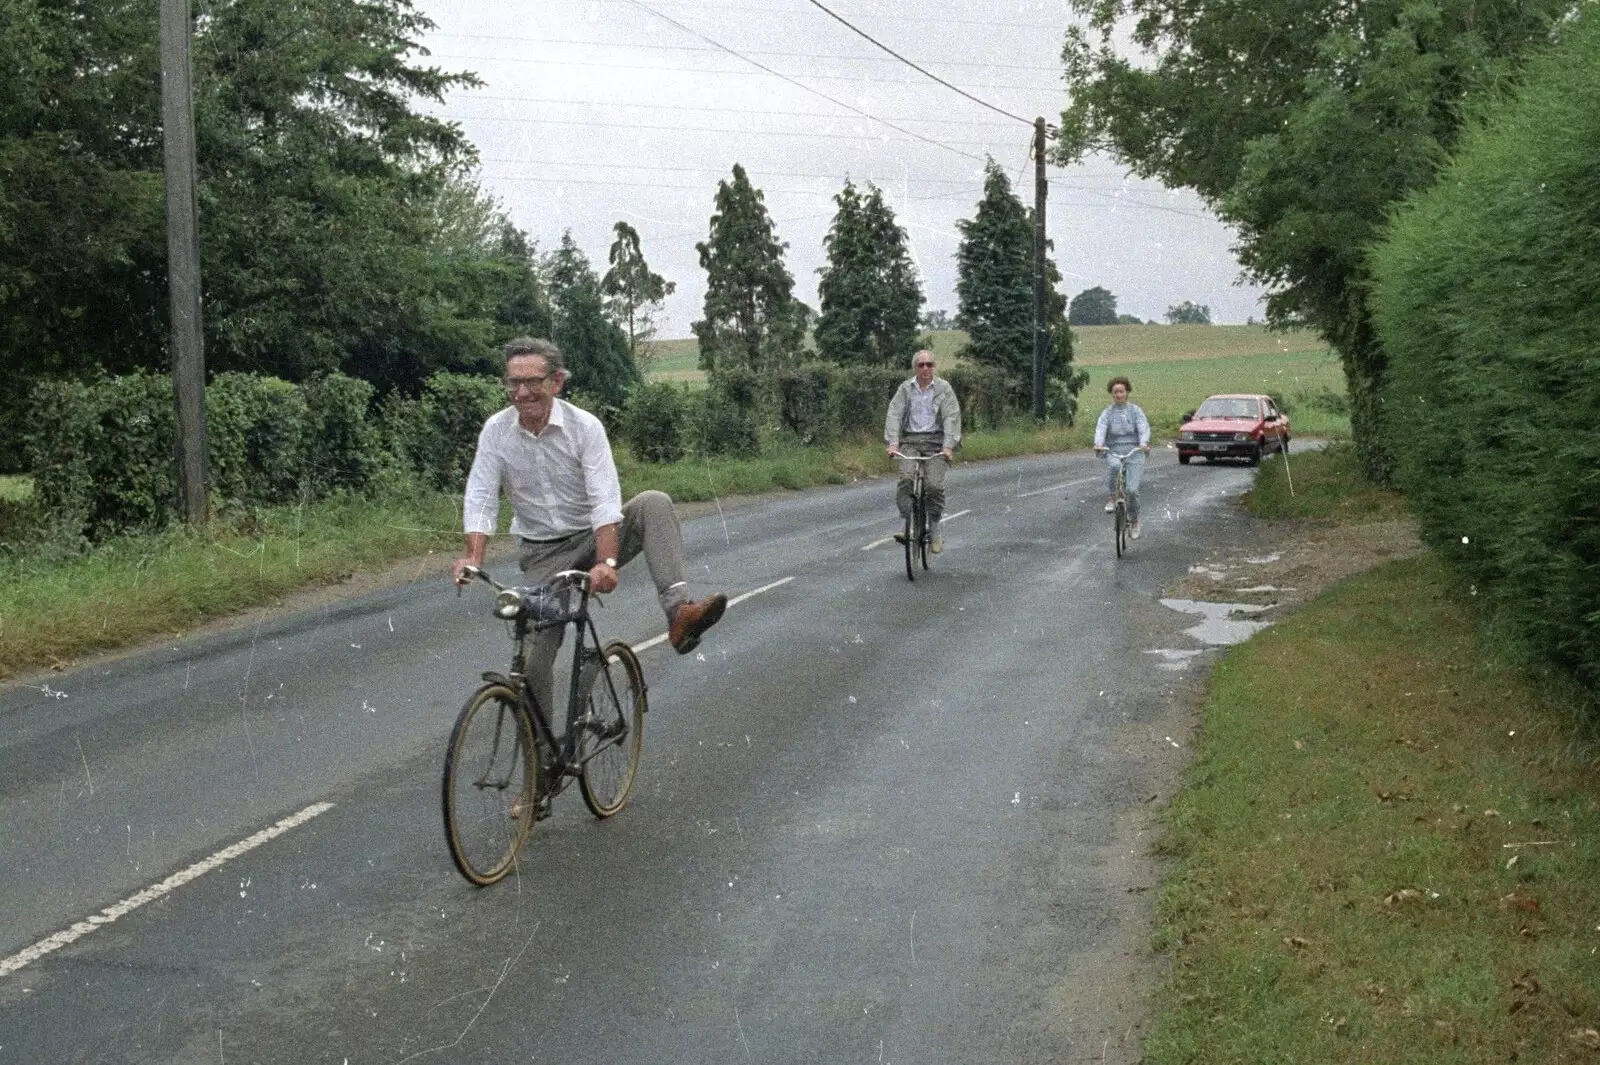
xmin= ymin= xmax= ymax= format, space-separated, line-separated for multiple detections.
xmin=886 ymin=445 xmax=901 ymax=458
xmin=940 ymin=446 xmax=954 ymax=460
xmin=451 ymin=557 xmax=482 ymax=586
xmin=587 ymin=561 xmax=619 ymax=594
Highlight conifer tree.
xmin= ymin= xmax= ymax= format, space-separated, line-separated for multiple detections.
xmin=692 ymin=164 xmax=804 ymax=377
xmin=545 ymin=233 xmax=638 ymax=407
xmin=955 ymin=162 xmax=1073 ymax=387
xmin=601 ymin=221 xmax=675 ymax=366
xmin=815 ymin=181 xmax=924 ymax=366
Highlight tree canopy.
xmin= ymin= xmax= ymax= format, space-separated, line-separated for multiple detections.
xmin=955 ymin=161 xmax=1073 ymax=388
xmin=546 ymin=233 xmax=638 ymax=408
xmin=692 ymin=164 xmax=805 ymax=378
xmin=601 ymin=221 xmax=675 ymax=366
xmin=1165 ymin=301 xmax=1212 ymax=325
xmin=1056 ymin=0 xmax=1576 ymax=479
xmin=1068 ymin=286 xmax=1119 ymax=326
xmin=0 ymin=0 xmax=537 ymax=413
xmin=815 ymin=180 xmax=924 ymax=366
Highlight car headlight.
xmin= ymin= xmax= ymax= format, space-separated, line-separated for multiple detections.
xmin=1180 ymin=431 xmax=1194 ymax=441
xmin=1233 ymin=432 xmax=1249 ymax=442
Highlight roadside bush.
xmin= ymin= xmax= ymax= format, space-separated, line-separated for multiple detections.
xmin=27 ymin=373 xmax=176 ymax=542
xmin=622 ymin=382 xmax=689 ymax=463
xmin=207 ymin=373 xmax=310 ymax=509
xmin=943 ymin=363 xmax=1012 ymax=431
xmin=1369 ymin=6 xmax=1600 ymax=692
xmin=832 ymin=365 xmax=906 ymax=436
xmin=695 ymin=372 xmax=761 ymax=457
xmin=384 ymin=372 xmax=505 ymax=490
xmin=301 ymin=373 xmax=382 ymax=495
xmin=775 ymin=364 xmax=837 ymax=445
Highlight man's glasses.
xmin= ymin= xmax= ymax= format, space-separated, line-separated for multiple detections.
xmin=504 ymin=374 xmax=551 ymax=394
xmin=914 ymin=362 xmax=934 ymax=369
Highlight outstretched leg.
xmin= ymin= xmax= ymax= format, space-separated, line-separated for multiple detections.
xmin=619 ymin=490 xmax=727 ymax=654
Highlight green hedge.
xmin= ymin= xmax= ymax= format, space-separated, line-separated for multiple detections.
xmin=1369 ymin=6 xmax=1600 ymax=691
xmin=382 ymin=372 xmax=506 ymax=491
xmin=28 ymin=371 xmax=404 ymax=542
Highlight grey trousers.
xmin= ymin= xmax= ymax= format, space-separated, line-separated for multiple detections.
xmin=517 ymin=490 xmax=691 ymax=715
xmin=895 ymin=435 xmax=949 ymax=523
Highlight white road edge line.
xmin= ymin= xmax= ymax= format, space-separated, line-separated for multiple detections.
xmin=1 ymin=801 xmax=335 ymax=979
xmin=1017 ymin=475 xmax=1100 ymax=499
xmin=632 ymin=576 xmax=795 ymax=653
xmin=861 ymin=509 xmax=971 ymax=551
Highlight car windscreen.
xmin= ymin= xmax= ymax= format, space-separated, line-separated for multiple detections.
xmin=1194 ymin=398 xmax=1259 ymax=419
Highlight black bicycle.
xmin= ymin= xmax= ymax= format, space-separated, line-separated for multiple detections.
xmin=895 ymin=452 xmax=939 ymax=580
xmin=1100 ymin=448 xmax=1139 ymax=558
xmin=442 ymin=565 xmax=647 ymax=886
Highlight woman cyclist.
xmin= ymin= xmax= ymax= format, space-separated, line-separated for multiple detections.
xmin=1092 ymin=376 xmax=1151 ymax=539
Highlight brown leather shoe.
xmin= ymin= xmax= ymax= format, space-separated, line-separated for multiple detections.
xmin=669 ymin=594 xmax=727 ymax=655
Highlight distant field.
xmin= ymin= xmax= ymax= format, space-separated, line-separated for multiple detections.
xmin=0 ymin=475 xmax=32 ymax=502
xmin=645 ymin=324 xmax=1328 ymax=384
xmin=642 ymin=326 xmax=1347 ymax=435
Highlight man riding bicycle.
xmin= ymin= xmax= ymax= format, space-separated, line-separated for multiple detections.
xmin=1093 ymin=375 xmax=1152 ymax=540
xmin=452 ymin=337 xmax=727 ymax=717
xmin=885 ymin=349 xmax=961 ymax=554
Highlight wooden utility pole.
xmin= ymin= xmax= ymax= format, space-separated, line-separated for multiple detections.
xmin=160 ymin=0 xmax=208 ymax=524
xmin=1031 ymin=116 xmax=1048 ymax=422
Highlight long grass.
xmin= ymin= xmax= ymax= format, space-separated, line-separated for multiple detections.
xmin=0 ymin=492 xmax=464 ymax=678
xmin=1248 ymin=441 xmax=1409 ymax=523
xmin=1146 ymin=553 xmax=1600 ymax=1063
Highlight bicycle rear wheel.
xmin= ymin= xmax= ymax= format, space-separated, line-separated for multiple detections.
xmin=442 ymin=683 xmax=538 ymax=886
xmin=577 ymin=641 xmax=646 ymax=818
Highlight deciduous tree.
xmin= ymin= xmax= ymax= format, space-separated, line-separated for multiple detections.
xmin=1056 ymin=0 xmax=1575 ymax=479
xmin=1068 ymin=286 xmax=1119 ymax=326
xmin=1165 ymin=301 xmax=1212 ymax=325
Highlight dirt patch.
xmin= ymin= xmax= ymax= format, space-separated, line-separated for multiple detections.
xmin=1164 ymin=515 xmax=1423 ymax=618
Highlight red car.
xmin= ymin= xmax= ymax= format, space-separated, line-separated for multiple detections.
xmin=1177 ymin=393 xmax=1290 ymax=466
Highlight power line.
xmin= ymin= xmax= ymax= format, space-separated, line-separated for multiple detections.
xmin=431 ymin=32 xmax=1061 ymax=72
xmin=613 ymin=0 xmax=988 ymax=163
xmin=446 ymin=111 xmax=1007 ymax=147
xmin=800 ymin=0 xmax=1034 ymax=126
xmin=462 ymin=94 xmax=1021 ymax=127
xmin=479 ymin=157 xmax=984 ymax=185
xmin=429 ymin=53 xmax=1057 ymax=92
xmin=570 ymin=0 xmax=1071 ymax=32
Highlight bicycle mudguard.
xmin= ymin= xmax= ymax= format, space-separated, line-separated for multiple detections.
xmin=480 ymin=671 xmax=516 ymax=687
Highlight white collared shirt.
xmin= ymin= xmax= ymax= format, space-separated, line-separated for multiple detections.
xmin=462 ymin=400 xmax=624 ymax=539
xmin=907 ymin=380 xmax=938 ymax=433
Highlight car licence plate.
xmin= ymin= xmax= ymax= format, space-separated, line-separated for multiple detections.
xmin=1199 ymin=443 xmax=1229 ymax=451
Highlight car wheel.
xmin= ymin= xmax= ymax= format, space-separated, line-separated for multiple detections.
xmin=1247 ymin=444 xmax=1262 ymax=467
xmin=1178 ymin=453 xmax=1191 ymax=465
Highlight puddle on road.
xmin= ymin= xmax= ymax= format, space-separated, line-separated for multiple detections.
xmin=1143 ymin=648 xmax=1206 ymax=671
xmin=1159 ymin=598 xmax=1274 ymax=646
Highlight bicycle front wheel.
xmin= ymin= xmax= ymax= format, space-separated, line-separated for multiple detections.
xmin=577 ymin=641 xmax=646 ymax=818
xmin=442 ymin=683 xmax=538 ymax=886
xmin=903 ymin=505 xmax=917 ymax=581
xmin=1114 ymin=500 xmax=1127 ymax=558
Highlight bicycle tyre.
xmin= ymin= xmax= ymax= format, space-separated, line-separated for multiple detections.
xmin=918 ymin=492 xmax=931 ymax=571
xmin=904 ymin=500 xmax=918 ymax=582
xmin=1114 ymin=499 xmax=1127 ymax=558
xmin=577 ymin=641 xmax=646 ymax=818
xmin=442 ymin=683 xmax=538 ymax=886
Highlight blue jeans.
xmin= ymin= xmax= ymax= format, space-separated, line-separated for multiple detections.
xmin=1106 ymin=450 xmax=1146 ymax=522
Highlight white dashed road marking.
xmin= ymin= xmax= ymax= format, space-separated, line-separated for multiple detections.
xmin=1 ymin=802 xmax=335 ymax=978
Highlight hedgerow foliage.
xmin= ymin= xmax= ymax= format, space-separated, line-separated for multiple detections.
xmin=1369 ymin=6 xmax=1600 ymax=690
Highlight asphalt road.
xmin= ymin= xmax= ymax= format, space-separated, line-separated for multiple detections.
xmin=0 ymin=447 xmax=1274 ymax=1064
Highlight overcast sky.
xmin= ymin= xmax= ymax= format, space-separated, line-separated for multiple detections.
xmin=413 ymin=0 xmax=1270 ymax=335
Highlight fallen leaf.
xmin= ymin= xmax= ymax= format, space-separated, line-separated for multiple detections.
xmin=1568 ymin=1028 xmax=1600 ymax=1051
xmin=1384 ymin=888 xmax=1423 ymax=906
xmin=1283 ymin=936 xmax=1311 ymax=950
xmin=1511 ymin=972 xmax=1541 ymax=995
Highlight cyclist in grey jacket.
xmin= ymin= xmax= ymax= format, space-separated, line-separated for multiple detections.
xmin=884 ymin=349 xmax=961 ymax=553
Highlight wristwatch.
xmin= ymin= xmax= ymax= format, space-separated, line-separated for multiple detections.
xmin=601 ymin=557 xmax=618 ymax=569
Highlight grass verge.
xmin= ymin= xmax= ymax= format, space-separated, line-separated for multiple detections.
xmin=1147 ymin=456 xmax=1600 ymax=1062
xmin=1247 ymin=441 xmax=1409 ymax=523
xmin=0 ymin=491 xmax=464 ymax=679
